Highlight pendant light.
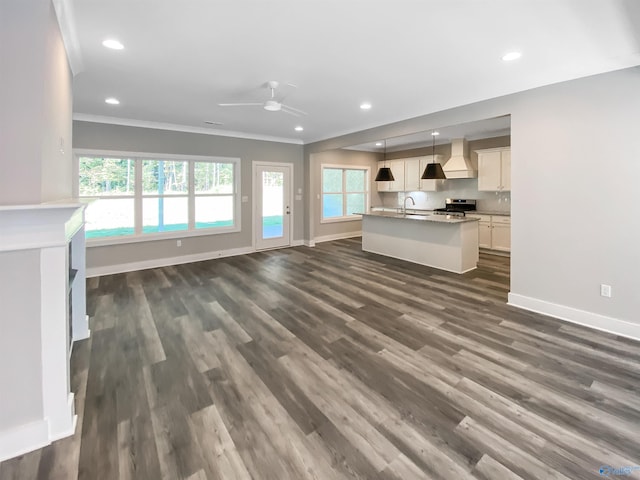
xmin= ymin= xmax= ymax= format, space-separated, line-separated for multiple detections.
xmin=421 ymin=131 xmax=446 ymax=180
xmin=374 ymin=139 xmax=395 ymax=182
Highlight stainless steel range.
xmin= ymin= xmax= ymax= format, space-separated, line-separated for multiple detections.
xmin=433 ymin=198 xmax=476 ymax=217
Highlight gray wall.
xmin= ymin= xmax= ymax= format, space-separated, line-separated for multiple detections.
xmin=509 ymin=67 xmax=640 ymax=323
xmin=0 ymin=0 xmax=72 ymax=205
xmin=306 ymin=67 xmax=640 ymax=327
xmin=310 ymin=149 xmax=381 ymax=240
xmin=73 ymin=122 xmax=304 ymax=270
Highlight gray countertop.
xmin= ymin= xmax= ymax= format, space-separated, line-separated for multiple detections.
xmin=371 ymin=207 xmax=510 ymax=217
xmin=471 ymin=210 xmax=511 ymax=216
xmin=360 ymin=211 xmax=479 ymax=224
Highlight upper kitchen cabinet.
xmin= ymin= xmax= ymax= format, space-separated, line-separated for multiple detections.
xmin=476 ymin=147 xmax=511 ymax=191
xmin=378 ymin=156 xmax=445 ymax=192
xmin=376 ymin=159 xmax=405 ymax=192
xmin=404 ymin=157 xmax=422 ymax=191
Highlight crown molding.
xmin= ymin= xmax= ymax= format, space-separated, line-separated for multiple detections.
xmin=72 ymin=114 xmax=304 ymax=145
xmin=51 ymin=0 xmax=84 ymax=75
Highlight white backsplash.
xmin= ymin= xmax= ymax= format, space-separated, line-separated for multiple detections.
xmin=378 ymin=178 xmax=511 ymax=213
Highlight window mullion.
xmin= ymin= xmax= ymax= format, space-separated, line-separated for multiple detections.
xmin=189 ymin=161 xmax=195 ymax=230
xmin=342 ymin=168 xmax=347 ymax=217
xmin=134 ymin=158 xmax=142 ymax=235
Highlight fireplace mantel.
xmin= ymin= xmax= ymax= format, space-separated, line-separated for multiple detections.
xmin=0 ymin=201 xmax=89 ymax=461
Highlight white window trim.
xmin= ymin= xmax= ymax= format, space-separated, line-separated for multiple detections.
xmin=320 ymin=164 xmax=370 ymax=224
xmin=74 ymin=149 xmax=241 ymax=246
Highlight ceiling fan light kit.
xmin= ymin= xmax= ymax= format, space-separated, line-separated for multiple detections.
xmin=264 ymin=100 xmax=281 ymax=112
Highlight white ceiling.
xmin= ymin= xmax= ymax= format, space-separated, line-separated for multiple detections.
xmin=68 ymin=0 xmax=640 ymax=145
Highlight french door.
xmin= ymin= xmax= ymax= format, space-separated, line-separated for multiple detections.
xmin=254 ymin=163 xmax=292 ymax=250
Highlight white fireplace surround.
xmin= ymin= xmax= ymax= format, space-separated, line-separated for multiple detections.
xmin=0 ymin=201 xmax=89 ymax=461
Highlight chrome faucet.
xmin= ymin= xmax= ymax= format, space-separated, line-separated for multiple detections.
xmin=403 ymin=196 xmax=415 ymax=214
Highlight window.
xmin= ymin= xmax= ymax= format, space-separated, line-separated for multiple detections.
xmin=194 ymin=162 xmax=235 ymax=229
xmin=78 ymin=156 xmax=135 ymax=238
xmin=78 ymin=152 xmax=240 ymax=242
xmin=142 ymin=160 xmax=189 ymax=233
xmin=321 ymin=165 xmax=369 ymax=222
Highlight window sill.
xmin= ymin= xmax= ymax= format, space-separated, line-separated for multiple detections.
xmin=320 ymin=215 xmax=363 ymax=224
xmin=86 ymin=226 xmax=240 ymax=247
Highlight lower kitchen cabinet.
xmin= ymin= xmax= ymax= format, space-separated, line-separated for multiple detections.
xmin=472 ymin=214 xmax=510 ymax=252
xmin=491 ymin=216 xmax=511 ymax=251
xmin=478 ymin=217 xmax=492 ymax=248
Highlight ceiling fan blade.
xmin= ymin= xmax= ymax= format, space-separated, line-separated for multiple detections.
xmin=281 ymin=109 xmax=301 ymax=117
xmin=278 ymin=83 xmax=299 ymax=103
xmin=218 ymin=103 xmax=263 ymax=107
xmin=281 ymin=104 xmax=308 ymax=116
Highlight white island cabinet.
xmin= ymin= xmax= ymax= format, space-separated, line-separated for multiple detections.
xmin=360 ymin=212 xmax=479 ymax=273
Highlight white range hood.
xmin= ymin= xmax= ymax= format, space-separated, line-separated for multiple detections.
xmin=443 ymin=138 xmax=477 ymax=179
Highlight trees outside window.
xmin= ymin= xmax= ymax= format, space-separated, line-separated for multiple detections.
xmin=78 ymin=154 xmax=239 ymax=240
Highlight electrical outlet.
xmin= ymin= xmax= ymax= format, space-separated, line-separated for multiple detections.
xmin=177 ymin=240 xmax=182 ymax=247
xmin=600 ymin=284 xmax=611 ymax=298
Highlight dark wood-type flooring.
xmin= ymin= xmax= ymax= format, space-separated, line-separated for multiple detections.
xmin=2 ymin=238 xmax=640 ymax=479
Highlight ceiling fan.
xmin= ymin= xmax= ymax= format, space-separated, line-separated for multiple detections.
xmin=218 ymin=80 xmax=307 ymax=116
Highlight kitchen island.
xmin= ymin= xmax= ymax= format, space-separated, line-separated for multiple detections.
xmin=360 ymin=211 xmax=479 ymax=273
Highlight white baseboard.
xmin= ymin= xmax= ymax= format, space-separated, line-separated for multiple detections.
xmin=49 ymin=413 xmax=77 ymax=442
xmin=314 ymin=231 xmax=362 ymax=244
xmin=303 ymin=239 xmax=316 ymax=247
xmin=291 ymin=239 xmax=304 ymax=247
xmin=72 ymin=315 xmax=91 ymax=342
xmin=0 ymin=419 xmax=50 ymax=462
xmin=87 ymin=246 xmax=254 ymax=277
xmin=508 ymin=293 xmax=640 ymax=341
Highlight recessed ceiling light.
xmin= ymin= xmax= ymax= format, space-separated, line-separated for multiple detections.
xmin=502 ymin=51 xmax=521 ymax=61
xmin=105 ymin=97 xmax=120 ymax=105
xmin=294 ymin=126 xmax=304 ymax=132
xmin=102 ymin=39 xmax=124 ymax=50
xmin=431 ymin=131 xmax=440 ymax=136
xmin=360 ymin=102 xmax=372 ymax=110
xmin=375 ymin=142 xmax=383 ymax=146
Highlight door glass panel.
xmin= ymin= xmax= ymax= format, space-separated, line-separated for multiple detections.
xmin=262 ymin=171 xmax=284 ymax=239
